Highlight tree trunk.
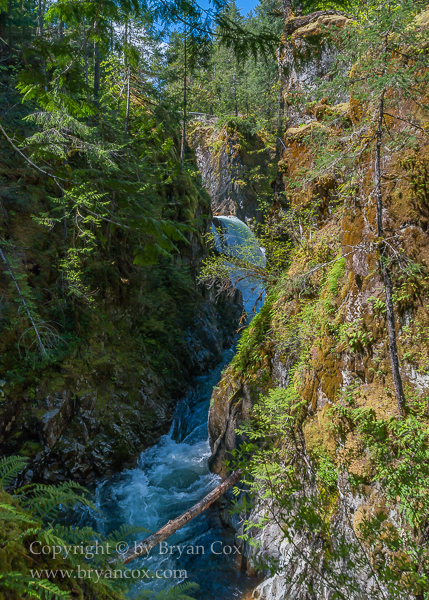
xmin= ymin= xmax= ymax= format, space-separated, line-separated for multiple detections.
xmin=0 ymin=11 xmax=7 ymax=52
xmin=233 ymin=72 xmax=238 ymax=117
xmin=83 ymin=20 xmax=89 ymax=98
xmin=124 ymin=20 xmax=130 ymax=134
xmin=37 ymin=0 xmax=47 ymax=89
xmin=125 ymin=67 xmax=131 ymax=134
xmin=94 ymin=39 xmax=101 ymax=102
xmin=180 ymin=23 xmax=187 ymax=171
xmin=119 ymin=469 xmax=242 ymax=565
xmin=282 ymin=0 xmax=293 ymax=19
xmin=37 ymin=0 xmax=43 ymax=36
xmin=276 ymin=86 xmax=285 ymax=161
xmin=0 ymin=248 xmax=47 ymax=357
xmin=374 ymin=90 xmax=405 ymax=416
xmin=7 ymin=0 xmax=12 ymax=47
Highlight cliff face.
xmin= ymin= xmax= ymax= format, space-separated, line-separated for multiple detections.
xmin=0 ymin=134 xmax=242 ymax=485
xmin=208 ymin=10 xmax=429 ymax=600
xmin=209 ymin=9 xmax=353 ymax=481
xmin=189 ymin=119 xmax=274 ymax=225
xmin=278 ymin=11 xmax=350 ymax=127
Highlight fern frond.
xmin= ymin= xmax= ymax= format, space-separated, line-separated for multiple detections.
xmin=108 ymin=524 xmax=150 ymax=543
xmin=28 ymin=578 xmax=72 ymax=599
xmin=0 ymin=573 xmax=71 ymax=599
xmin=51 ymin=525 xmax=107 ymax=545
xmin=137 ymin=582 xmax=199 ymax=600
xmin=39 ymin=528 xmax=72 ymax=550
xmin=22 ymin=481 xmax=95 ymax=519
xmin=0 ymin=456 xmax=28 ymax=487
xmin=0 ymin=503 xmax=39 ymax=528
xmin=0 ymin=572 xmax=41 ymax=597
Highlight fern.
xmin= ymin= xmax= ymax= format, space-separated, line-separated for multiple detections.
xmin=0 ymin=573 xmax=72 ymax=599
xmin=108 ymin=523 xmax=151 ymax=543
xmin=0 ymin=573 xmax=41 ymax=598
xmin=21 ymin=481 xmax=96 ymax=519
xmin=0 ymin=503 xmax=39 ymax=526
xmin=28 ymin=579 xmax=72 ymax=600
xmin=0 ymin=455 xmax=28 ymax=487
xmin=0 ymin=457 xmax=191 ymax=600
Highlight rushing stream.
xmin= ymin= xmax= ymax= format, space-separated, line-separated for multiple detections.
xmin=91 ymin=347 xmax=254 ymax=599
xmin=212 ymin=215 xmax=266 ymax=314
xmin=80 ymin=217 xmax=263 ymax=599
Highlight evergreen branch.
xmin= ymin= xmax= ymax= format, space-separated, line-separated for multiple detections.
xmin=0 ymin=246 xmax=48 ymax=357
xmin=0 ymin=122 xmax=70 ymax=183
xmin=49 ymin=0 xmax=104 ymax=85
xmin=0 ymin=35 xmax=20 ymax=52
xmin=383 ymin=112 xmax=428 ymax=134
xmin=156 ymin=0 xmax=277 ymax=53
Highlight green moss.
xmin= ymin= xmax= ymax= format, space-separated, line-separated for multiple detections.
xmin=231 ymin=294 xmax=275 ymax=376
xmin=18 ymin=441 xmax=43 ymax=458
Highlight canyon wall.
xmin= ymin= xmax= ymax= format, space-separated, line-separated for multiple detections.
xmin=189 ymin=119 xmax=273 ymax=226
xmin=209 ymin=9 xmax=429 ymax=599
xmin=0 ymin=139 xmax=242 ymax=485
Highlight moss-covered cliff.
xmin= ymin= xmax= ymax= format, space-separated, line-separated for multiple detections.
xmin=208 ymin=7 xmax=429 ymax=599
xmin=189 ymin=118 xmax=277 ymax=225
xmin=0 ymin=114 xmax=242 ymax=485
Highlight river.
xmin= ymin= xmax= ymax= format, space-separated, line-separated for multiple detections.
xmin=79 ymin=217 xmax=263 ymax=599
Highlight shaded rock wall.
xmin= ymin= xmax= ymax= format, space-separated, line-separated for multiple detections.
xmin=0 ymin=135 xmax=243 ymax=485
xmin=189 ymin=120 xmax=272 ymax=226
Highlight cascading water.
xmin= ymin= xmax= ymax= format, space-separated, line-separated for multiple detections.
xmin=212 ymin=215 xmax=266 ymax=315
xmin=81 ymin=217 xmax=263 ymax=599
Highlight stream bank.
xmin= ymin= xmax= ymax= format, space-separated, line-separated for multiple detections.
xmin=0 ymin=123 xmax=243 ymax=486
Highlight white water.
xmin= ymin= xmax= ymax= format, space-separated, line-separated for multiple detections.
xmin=78 ymin=217 xmax=263 ymax=599
xmin=89 ymin=348 xmax=253 ymax=599
xmin=212 ymin=215 xmax=266 ymax=315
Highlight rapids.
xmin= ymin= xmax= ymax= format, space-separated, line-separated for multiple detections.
xmin=80 ymin=217 xmax=263 ymax=599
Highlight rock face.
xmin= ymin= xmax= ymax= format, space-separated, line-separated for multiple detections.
xmin=0 ymin=287 xmax=242 ymax=486
xmin=208 ymin=1 xmax=344 ymax=464
xmin=189 ymin=120 xmax=272 ymax=225
xmin=244 ymin=475 xmax=397 ymax=600
xmin=208 ymin=9 xmax=429 ymax=600
xmin=0 ymin=134 xmax=243 ymax=485
xmin=14 ymin=295 xmax=243 ymax=481
xmin=278 ymin=11 xmax=350 ymax=127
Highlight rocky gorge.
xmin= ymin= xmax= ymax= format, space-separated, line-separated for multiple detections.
xmin=0 ymin=139 xmax=243 ymax=485
xmin=0 ymin=2 xmax=428 ymax=600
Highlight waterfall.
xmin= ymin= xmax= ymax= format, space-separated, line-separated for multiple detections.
xmin=212 ymin=215 xmax=265 ymax=315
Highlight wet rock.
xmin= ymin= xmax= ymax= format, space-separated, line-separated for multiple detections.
xmin=40 ymin=391 xmax=75 ymax=448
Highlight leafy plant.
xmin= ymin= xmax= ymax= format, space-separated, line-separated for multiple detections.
xmin=0 ymin=456 xmax=198 ymax=600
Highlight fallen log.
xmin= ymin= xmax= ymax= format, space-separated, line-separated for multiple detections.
xmin=119 ymin=469 xmax=243 ymax=565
